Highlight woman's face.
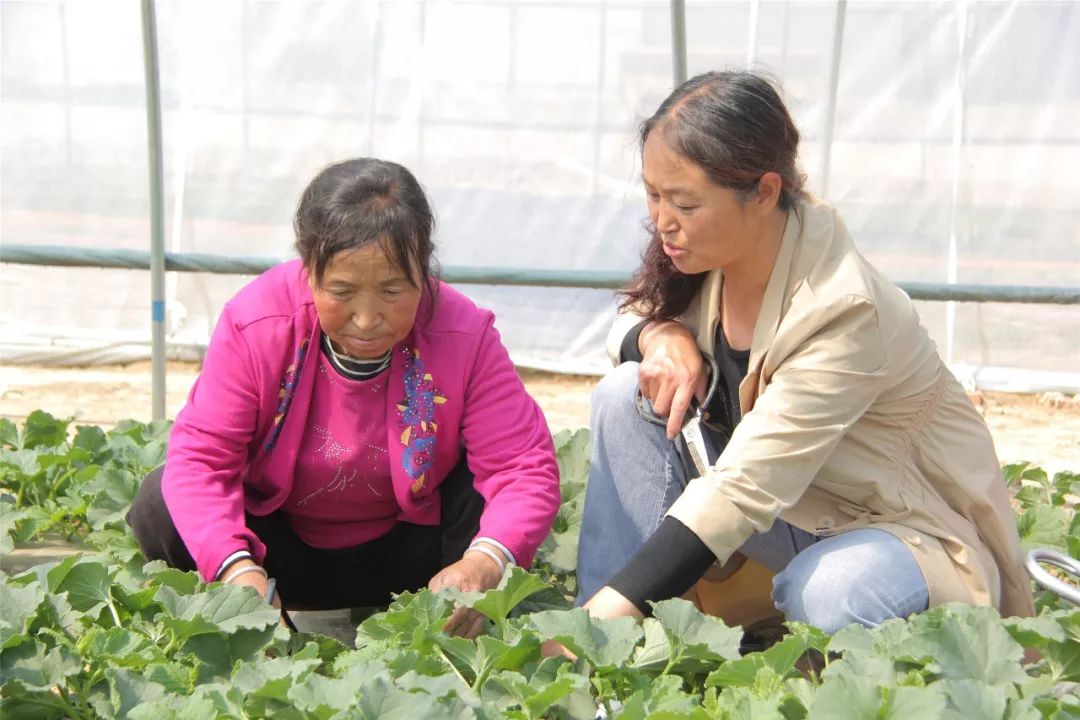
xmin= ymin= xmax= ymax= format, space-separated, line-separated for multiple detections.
xmin=642 ymin=132 xmax=764 ymax=276
xmin=310 ymin=242 xmax=423 ymax=360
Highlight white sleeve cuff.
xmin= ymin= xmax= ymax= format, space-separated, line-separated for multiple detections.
xmin=215 ymin=550 xmax=254 ymax=580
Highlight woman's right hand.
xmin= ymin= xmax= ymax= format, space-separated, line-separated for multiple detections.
xmin=222 ymin=559 xmax=282 ymax=611
xmin=637 ymin=320 xmax=706 ymax=440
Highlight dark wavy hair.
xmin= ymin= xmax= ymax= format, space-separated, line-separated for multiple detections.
xmin=294 ymin=158 xmax=438 ymax=290
xmin=620 ymin=71 xmax=806 ymax=321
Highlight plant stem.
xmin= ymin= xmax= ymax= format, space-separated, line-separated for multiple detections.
xmin=435 ymin=646 xmax=471 ymax=688
xmin=104 ymin=589 xmax=122 ymax=627
xmin=53 ymin=684 xmax=91 ymax=720
xmin=49 ymin=467 xmax=77 ymax=499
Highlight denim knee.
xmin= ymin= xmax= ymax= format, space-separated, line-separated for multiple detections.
xmin=590 ymin=361 xmax=640 ymax=425
xmin=771 ymin=529 xmax=929 ymax=635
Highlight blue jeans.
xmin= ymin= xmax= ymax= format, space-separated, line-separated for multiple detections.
xmin=576 ymin=362 xmax=929 ymax=635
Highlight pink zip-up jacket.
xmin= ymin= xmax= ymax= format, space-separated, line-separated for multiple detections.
xmin=162 ymin=260 xmax=561 ymax=581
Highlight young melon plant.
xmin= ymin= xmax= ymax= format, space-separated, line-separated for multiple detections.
xmin=0 ymin=414 xmax=1076 ymax=719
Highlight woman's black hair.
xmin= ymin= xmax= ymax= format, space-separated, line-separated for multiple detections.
xmin=621 ymin=71 xmax=806 ymax=321
xmin=294 ymin=158 xmax=438 ymax=290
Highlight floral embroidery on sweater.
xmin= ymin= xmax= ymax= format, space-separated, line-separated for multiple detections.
xmin=396 ymin=347 xmax=447 ymax=493
xmin=264 ymin=338 xmax=309 ymax=450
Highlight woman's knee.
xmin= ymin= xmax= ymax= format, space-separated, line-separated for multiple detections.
xmin=590 ymin=362 xmax=641 ymax=425
xmin=771 ymin=529 xmax=929 ymax=635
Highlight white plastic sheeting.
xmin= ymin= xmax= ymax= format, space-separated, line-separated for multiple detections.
xmin=2 ymin=1 xmax=1078 ymax=389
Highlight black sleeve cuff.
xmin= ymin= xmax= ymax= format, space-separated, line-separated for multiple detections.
xmin=618 ymin=320 xmax=650 ymax=364
xmin=606 ymin=516 xmax=717 ymax=616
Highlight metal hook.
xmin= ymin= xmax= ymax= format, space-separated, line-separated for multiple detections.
xmin=1025 ymin=549 xmax=1080 ymax=606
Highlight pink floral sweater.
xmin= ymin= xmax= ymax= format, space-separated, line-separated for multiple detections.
xmin=162 ymin=260 xmax=561 ymax=581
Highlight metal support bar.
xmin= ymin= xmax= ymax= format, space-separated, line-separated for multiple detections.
xmin=819 ymin=0 xmax=848 ymax=198
xmin=140 ymin=0 xmax=167 ymax=422
xmin=3 ymin=245 xmax=1079 ymax=304
xmin=670 ymin=0 xmax=687 ymax=86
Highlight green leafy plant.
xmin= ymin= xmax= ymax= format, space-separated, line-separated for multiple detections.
xmin=1 ymin=414 xmax=1077 ymax=719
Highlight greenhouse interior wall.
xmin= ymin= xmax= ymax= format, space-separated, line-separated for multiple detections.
xmin=2 ymin=0 xmax=1079 ymax=393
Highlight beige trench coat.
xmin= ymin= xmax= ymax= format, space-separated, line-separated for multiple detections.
xmin=607 ymin=196 xmax=1034 ymax=618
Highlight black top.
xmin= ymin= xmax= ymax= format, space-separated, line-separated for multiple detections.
xmin=609 ymin=319 xmax=750 ymax=615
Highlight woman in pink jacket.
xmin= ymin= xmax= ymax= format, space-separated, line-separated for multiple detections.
xmin=128 ymin=158 xmax=561 ymax=637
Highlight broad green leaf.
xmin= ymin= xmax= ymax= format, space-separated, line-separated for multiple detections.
xmin=521 ymin=657 xmax=597 ymax=720
xmin=809 ymin=673 xmax=950 ymax=719
xmin=0 ymin=498 xmax=28 ymax=555
xmin=354 ymin=673 xmax=454 ymax=719
xmin=182 ymin=625 xmax=278 ymax=683
xmin=36 ymin=447 xmax=91 ymax=471
xmin=21 ymin=410 xmax=70 ymax=450
xmin=128 ymin=683 xmax=246 ymax=720
xmin=47 ymin=557 xmax=115 ymax=613
xmin=84 ymin=466 xmax=139 ymax=530
xmin=537 ymin=516 xmax=581 ymax=574
xmin=1043 ymin=609 xmax=1080 ymax=683
xmin=1016 ymin=505 xmax=1070 ymax=553
xmin=940 ymin=679 xmax=1008 ymax=720
xmin=145 ymin=565 xmax=201 ymax=595
xmin=0 ymin=448 xmax=41 ymax=478
xmin=233 ymin=655 xmax=322 ymax=696
xmin=0 ymin=418 xmax=18 ymax=448
xmin=287 ymin=672 xmax=363 ymax=715
xmin=107 ymin=667 xmax=167 ymax=717
xmin=1 ymin=690 xmax=77 ymax=720
xmin=79 ymin=626 xmax=157 ymax=665
xmin=633 ymin=616 xmax=673 ymax=671
xmin=441 ymin=566 xmax=551 ymax=626
xmin=615 ymin=675 xmax=703 ymax=720
xmin=0 ymin=580 xmax=46 ymax=649
xmin=896 ymin=605 xmax=1028 ymax=687
xmin=112 ymin=584 xmax=162 ymax=616
xmin=483 ymin=669 xmax=588 ymax=719
xmin=36 ymin=590 xmax=82 ymax=638
xmin=527 ymin=607 xmax=642 ymax=669
xmin=707 ymin=633 xmax=811 ymax=689
xmin=554 ymin=428 xmax=591 ymax=490
xmin=144 ymin=662 xmax=197 ymax=695
xmin=705 ymin=686 xmax=787 ymax=720
xmin=156 ymin=583 xmax=280 ymax=634
xmin=397 ymin=668 xmax=475 ymax=700
xmin=0 ymin=640 xmax=82 ymax=691
xmin=1015 ymin=485 xmax=1047 ymax=510
xmin=272 ymin=632 xmax=350 ymax=673
xmin=357 ymin=589 xmax=451 ymax=648
xmin=1004 ymin=613 xmax=1067 ymax=652
xmin=651 ymin=598 xmax=743 ymax=664
xmin=73 ymin=424 xmax=109 ymax=455
xmin=884 ymin=685 xmax=949 ymax=718
xmin=233 ymin=654 xmax=322 ymax=715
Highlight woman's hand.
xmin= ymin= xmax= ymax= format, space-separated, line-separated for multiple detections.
xmin=429 ymin=550 xmax=506 ymax=638
xmin=542 ymin=587 xmax=644 ymax=659
xmin=220 ymin=557 xmax=287 ymax=626
xmin=582 ymin=586 xmax=645 ymax=621
xmin=637 ymin=321 xmax=706 ymax=439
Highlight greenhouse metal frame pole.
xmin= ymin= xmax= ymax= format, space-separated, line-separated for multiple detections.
xmin=4 ymin=245 xmax=1080 ymax=305
xmin=670 ymin=0 xmax=687 ymax=86
xmin=140 ymin=0 xmax=167 ymax=422
xmin=819 ymin=0 xmax=847 ymax=197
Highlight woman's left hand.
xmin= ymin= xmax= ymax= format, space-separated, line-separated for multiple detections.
xmin=429 ymin=551 xmax=505 ymax=638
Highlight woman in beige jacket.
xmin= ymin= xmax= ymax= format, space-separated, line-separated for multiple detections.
xmin=575 ymin=71 xmax=1034 ymax=633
